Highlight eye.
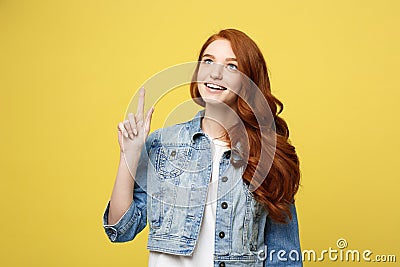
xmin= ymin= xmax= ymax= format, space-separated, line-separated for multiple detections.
xmin=227 ymin=63 xmax=238 ymax=71
xmin=203 ymin=58 xmax=214 ymax=64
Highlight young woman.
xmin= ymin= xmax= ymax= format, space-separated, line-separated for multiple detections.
xmin=103 ymin=29 xmax=302 ymax=267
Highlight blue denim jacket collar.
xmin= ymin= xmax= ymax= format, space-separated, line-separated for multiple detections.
xmin=189 ymin=109 xmax=207 ymax=142
xmin=189 ymin=109 xmax=244 ymax=162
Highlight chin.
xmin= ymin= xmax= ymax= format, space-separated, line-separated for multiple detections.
xmin=201 ymin=96 xmax=221 ymax=105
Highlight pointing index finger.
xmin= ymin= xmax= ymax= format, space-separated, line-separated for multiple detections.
xmin=136 ymin=87 xmax=145 ymax=121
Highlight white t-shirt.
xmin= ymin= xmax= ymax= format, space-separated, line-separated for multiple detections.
xmin=148 ymin=139 xmax=230 ymax=267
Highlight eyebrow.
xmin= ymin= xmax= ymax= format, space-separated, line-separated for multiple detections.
xmin=202 ymin=54 xmax=237 ymax=62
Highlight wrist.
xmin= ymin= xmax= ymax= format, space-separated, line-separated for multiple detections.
xmin=119 ymin=146 xmax=142 ymax=156
xmin=119 ymin=151 xmax=140 ymax=165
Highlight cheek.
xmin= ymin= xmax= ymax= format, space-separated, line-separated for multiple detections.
xmin=197 ymin=83 xmax=206 ymax=96
xmin=196 ymin=66 xmax=209 ymax=82
xmin=228 ymin=77 xmax=243 ymax=94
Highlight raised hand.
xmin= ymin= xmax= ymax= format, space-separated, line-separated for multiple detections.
xmin=107 ymin=87 xmax=154 ymax=225
xmin=117 ymin=87 xmax=154 ymax=154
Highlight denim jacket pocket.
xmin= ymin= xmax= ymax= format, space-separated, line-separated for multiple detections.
xmin=150 ymin=191 xmax=163 ymax=229
xmin=149 ymin=186 xmax=176 ymax=235
xmin=154 ymin=145 xmax=192 ymax=180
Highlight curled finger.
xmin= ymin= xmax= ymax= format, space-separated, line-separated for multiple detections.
xmin=128 ymin=112 xmax=138 ymax=137
xmin=118 ymin=122 xmax=129 ymax=138
xmin=123 ymin=119 xmax=134 ymax=140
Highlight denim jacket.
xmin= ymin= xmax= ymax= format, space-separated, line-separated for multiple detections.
xmin=103 ymin=110 xmax=302 ymax=267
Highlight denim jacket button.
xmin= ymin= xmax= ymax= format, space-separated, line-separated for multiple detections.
xmin=219 ymin=262 xmax=225 ymax=267
xmin=170 ymin=150 xmax=176 ymax=157
xmin=219 ymin=231 xmax=225 ymax=238
xmin=221 ymin=202 xmax=228 ymax=209
xmin=221 ymin=176 xmax=228 ymax=182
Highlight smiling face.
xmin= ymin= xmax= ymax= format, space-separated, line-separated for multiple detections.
xmin=197 ymin=39 xmax=242 ymax=110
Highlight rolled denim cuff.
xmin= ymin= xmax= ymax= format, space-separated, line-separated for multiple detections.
xmin=102 ymin=200 xmax=142 ymax=242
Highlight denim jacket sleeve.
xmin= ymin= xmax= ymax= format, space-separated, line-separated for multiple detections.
xmin=264 ymin=203 xmax=302 ymax=267
xmin=102 ymin=131 xmax=155 ymax=242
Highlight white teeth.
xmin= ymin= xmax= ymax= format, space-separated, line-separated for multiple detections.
xmin=205 ymin=83 xmax=226 ymax=90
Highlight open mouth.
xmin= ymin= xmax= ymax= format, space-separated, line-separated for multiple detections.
xmin=204 ymin=82 xmax=227 ymax=91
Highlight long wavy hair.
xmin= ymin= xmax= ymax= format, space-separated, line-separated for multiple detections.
xmin=190 ymin=29 xmax=300 ymax=223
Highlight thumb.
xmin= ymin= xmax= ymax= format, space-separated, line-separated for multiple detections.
xmin=144 ymin=106 xmax=155 ymax=136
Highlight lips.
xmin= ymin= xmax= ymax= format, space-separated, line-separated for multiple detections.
xmin=204 ymin=82 xmax=227 ymax=90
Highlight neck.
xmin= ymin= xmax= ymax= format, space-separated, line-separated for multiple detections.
xmin=201 ymin=104 xmax=238 ymax=140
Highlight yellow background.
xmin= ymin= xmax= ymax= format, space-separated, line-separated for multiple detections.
xmin=1 ymin=0 xmax=399 ymax=266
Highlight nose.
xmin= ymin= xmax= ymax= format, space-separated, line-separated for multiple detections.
xmin=210 ymin=63 xmax=223 ymax=80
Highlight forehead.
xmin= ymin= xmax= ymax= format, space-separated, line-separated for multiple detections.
xmin=203 ymin=39 xmax=236 ymax=58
